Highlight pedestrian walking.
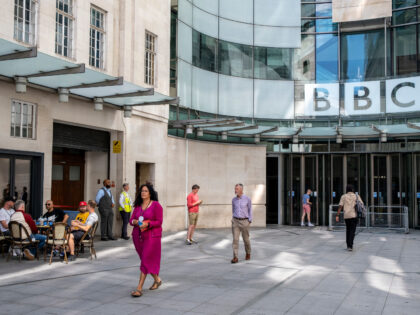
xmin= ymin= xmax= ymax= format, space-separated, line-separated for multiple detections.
xmin=186 ymin=184 xmax=202 ymax=245
xmin=301 ymin=188 xmax=314 ymax=227
xmin=95 ymin=179 xmax=116 ymax=241
xmin=336 ymin=184 xmax=364 ymax=251
xmin=231 ymin=183 xmax=252 ymax=264
xmin=130 ymin=183 xmax=163 ymax=297
xmin=119 ymin=183 xmax=133 ymax=240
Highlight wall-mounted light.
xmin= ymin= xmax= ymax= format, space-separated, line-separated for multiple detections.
xmin=197 ymin=128 xmax=203 ymax=137
xmin=380 ymin=132 xmax=387 ymax=142
xmin=186 ymin=124 xmax=193 ymax=134
xmin=254 ymin=134 xmax=260 ymax=143
xmin=123 ymin=105 xmax=132 ymax=118
xmin=58 ymin=88 xmax=69 ymax=103
xmin=15 ymin=77 xmax=27 ymax=93
xmin=293 ymin=134 xmax=299 ymax=144
xmin=94 ymin=98 xmax=103 ymax=111
xmin=336 ymin=134 xmax=342 ymax=144
xmin=221 ymin=131 xmax=227 ymax=140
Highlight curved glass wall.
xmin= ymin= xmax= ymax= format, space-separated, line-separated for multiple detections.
xmin=171 ymin=0 xmax=420 ymax=124
xmin=191 ymin=29 xmax=293 ymax=80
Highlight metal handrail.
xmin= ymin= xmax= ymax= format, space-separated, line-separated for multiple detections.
xmin=329 ymin=204 xmax=409 ymax=234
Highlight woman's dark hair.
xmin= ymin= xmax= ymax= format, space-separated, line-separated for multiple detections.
xmin=346 ymin=184 xmax=354 ymax=193
xmin=134 ymin=183 xmax=158 ymax=207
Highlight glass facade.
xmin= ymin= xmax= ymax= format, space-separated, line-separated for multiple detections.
xmin=172 ymin=0 xmax=420 ymax=124
xmin=391 ymin=1 xmax=420 ymax=75
xmin=191 ymin=29 xmax=292 ymax=80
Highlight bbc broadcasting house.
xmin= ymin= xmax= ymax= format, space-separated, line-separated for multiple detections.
xmin=1 ymin=0 xmax=420 ymax=234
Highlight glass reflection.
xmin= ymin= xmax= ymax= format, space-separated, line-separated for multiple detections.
xmin=294 ymin=34 xmax=315 ymax=81
xmin=393 ymin=25 xmax=418 ymax=75
xmin=254 ymin=47 xmax=292 ymax=80
xmin=316 ymin=34 xmax=338 ymax=82
xmin=341 ymin=30 xmax=385 ymax=81
xmin=218 ymin=40 xmax=253 ymax=78
xmin=192 ymin=30 xmax=217 ymax=72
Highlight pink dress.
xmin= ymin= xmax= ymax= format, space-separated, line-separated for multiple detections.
xmin=129 ymin=201 xmax=163 ymax=274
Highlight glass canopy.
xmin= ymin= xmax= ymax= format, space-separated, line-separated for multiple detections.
xmin=0 ymin=38 xmax=176 ymax=108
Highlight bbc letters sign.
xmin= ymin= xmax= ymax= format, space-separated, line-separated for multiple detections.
xmin=302 ymin=76 xmax=420 ymax=117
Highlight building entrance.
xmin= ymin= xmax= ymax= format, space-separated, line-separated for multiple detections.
xmin=268 ymin=152 xmax=418 ymax=227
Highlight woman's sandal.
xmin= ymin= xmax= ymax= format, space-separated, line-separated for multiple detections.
xmin=131 ymin=289 xmax=143 ymax=297
xmin=149 ymin=280 xmax=162 ymax=290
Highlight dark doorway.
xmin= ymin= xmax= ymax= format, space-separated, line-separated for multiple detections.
xmin=0 ymin=149 xmax=43 ymax=218
xmin=266 ymin=157 xmax=278 ymax=224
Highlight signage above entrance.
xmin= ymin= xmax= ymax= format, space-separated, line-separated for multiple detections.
xmin=300 ymin=76 xmax=420 ymax=117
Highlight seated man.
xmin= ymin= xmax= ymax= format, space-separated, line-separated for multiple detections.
xmin=10 ymin=200 xmax=46 ymax=260
xmin=0 ymin=197 xmax=15 ymax=236
xmin=72 ymin=201 xmax=89 ymax=230
xmin=67 ymin=200 xmax=98 ymax=261
xmin=42 ymin=200 xmax=69 ymax=224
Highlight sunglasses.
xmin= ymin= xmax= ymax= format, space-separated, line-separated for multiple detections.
xmin=45 ymin=203 xmax=52 ymax=206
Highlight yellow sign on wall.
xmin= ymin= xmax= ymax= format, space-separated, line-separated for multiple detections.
xmin=113 ymin=140 xmax=121 ymax=153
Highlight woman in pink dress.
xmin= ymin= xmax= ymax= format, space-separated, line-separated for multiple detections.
xmin=129 ymin=183 xmax=163 ymax=297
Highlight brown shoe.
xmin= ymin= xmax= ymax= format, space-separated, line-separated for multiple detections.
xmin=245 ymin=253 xmax=251 ymax=260
xmin=231 ymin=257 xmax=238 ymax=264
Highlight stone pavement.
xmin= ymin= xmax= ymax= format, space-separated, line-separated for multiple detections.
xmin=1 ymin=226 xmax=420 ymax=315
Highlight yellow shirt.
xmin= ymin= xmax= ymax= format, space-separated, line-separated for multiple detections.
xmin=73 ymin=212 xmax=89 ymax=230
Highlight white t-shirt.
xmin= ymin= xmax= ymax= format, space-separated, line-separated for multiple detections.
xmin=84 ymin=212 xmax=98 ymax=227
xmin=0 ymin=208 xmax=15 ymax=232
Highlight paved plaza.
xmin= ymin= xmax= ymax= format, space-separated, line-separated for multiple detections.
xmin=1 ymin=226 xmax=420 ymax=315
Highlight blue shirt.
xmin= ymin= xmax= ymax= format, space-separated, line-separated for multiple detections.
xmin=95 ymin=187 xmax=115 ymax=205
xmin=302 ymin=194 xmax=310 ymax=205
xmin=232 ymin=195 xmax=252 ymax=222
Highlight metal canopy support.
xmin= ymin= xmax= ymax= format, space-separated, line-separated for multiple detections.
xmin=227 ymin=125 xmax=259 ymax=132
xmin=121 ymin=97 xmax=179 ymax=107
xmin=101 ymin=88 xmax=154 ymax=99
xmin=68 ymin=76 xmax=124 ymax=89
xmin=259 ymin=126 xmax=279 ymax=135
xmin=407 ymin=122 xmax=420 ymax=131
xmin=371 ymin=125 xmax=383 ymax=133
xmin=0 ymin=47 xmax=37 ymax=61
xmin=26 ymin=63 xmax=85 ymax=78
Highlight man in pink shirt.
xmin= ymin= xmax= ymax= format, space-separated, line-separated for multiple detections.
xmin=186 ymin=184 xmax=202 ymax=245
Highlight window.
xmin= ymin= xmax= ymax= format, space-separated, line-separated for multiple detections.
xmin=192 ymin=30 xmax=217 ymax=72
xmin=14 ymin=0 xmax=37 ymax=44
xmin=341 ymin=30 xmax=385 ymax=81
xmin=89 ymin=6 xmax=105 ymax=69
xmin=10 ymin=100 xmax=36 ymax=139
xmin=254 ymin=47 xmax=292 ymax=80
xmin=55 ymin=0 xmax=74 ymax=57
xmin=218 ymin=40 xmax=253 ymax=78
xmin=145 ymin=31 xmax=157 ymax=85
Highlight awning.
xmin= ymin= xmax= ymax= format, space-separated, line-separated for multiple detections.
xmin=0 ymin=38 xmax=177 ymax=111
xmin=170 ymin=118 xmax=420 ymax=142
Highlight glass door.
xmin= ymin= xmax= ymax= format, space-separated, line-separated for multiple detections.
xmin=304 ymin=156 xmax=319 ymax=225
xmin=331 ymin=155 xmax=344 ymax=205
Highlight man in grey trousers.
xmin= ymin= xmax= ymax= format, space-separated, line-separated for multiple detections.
xmin=95 ymin=179 xmax=116 ymax=241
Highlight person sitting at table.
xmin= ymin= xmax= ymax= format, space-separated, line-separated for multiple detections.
xmin=10 ymin=200 xmax=46 ymax=260
xmin=0 ymin=196 xmax=15 ymax=236
xmin=42 ymin=200 xmax=69 ymax=224
xmin=66 ymin=200 xmax=99 ymax=261
xmin=72 ymin=201 xmax=89 ymax=230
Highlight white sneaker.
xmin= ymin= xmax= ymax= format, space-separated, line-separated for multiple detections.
xmin=301 ymin=222 xmax=305 ymax=226
xmin=308 ymin=223 xmax=314 ymax=227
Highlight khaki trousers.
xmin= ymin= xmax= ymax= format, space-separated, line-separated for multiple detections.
xmin=232 ymin=218 xmax=251 ymax=258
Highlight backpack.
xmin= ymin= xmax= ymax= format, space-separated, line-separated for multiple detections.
xmin=354 ymin=193 xmax=366 ymax=218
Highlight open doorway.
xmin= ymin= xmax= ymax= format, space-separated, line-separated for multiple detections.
xmin=135 ymin=162 xmax=156 ymax=197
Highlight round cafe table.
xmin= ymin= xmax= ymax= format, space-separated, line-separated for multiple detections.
xmin=36 ymin=225 xmax=52 ymax=235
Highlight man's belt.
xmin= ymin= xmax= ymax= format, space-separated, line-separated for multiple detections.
xmin=233 ymin=217 xmax=249 ymax=220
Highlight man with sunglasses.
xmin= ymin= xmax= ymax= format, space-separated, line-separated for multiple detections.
xmin=42 ymin=200 xmax=69 ymax=224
